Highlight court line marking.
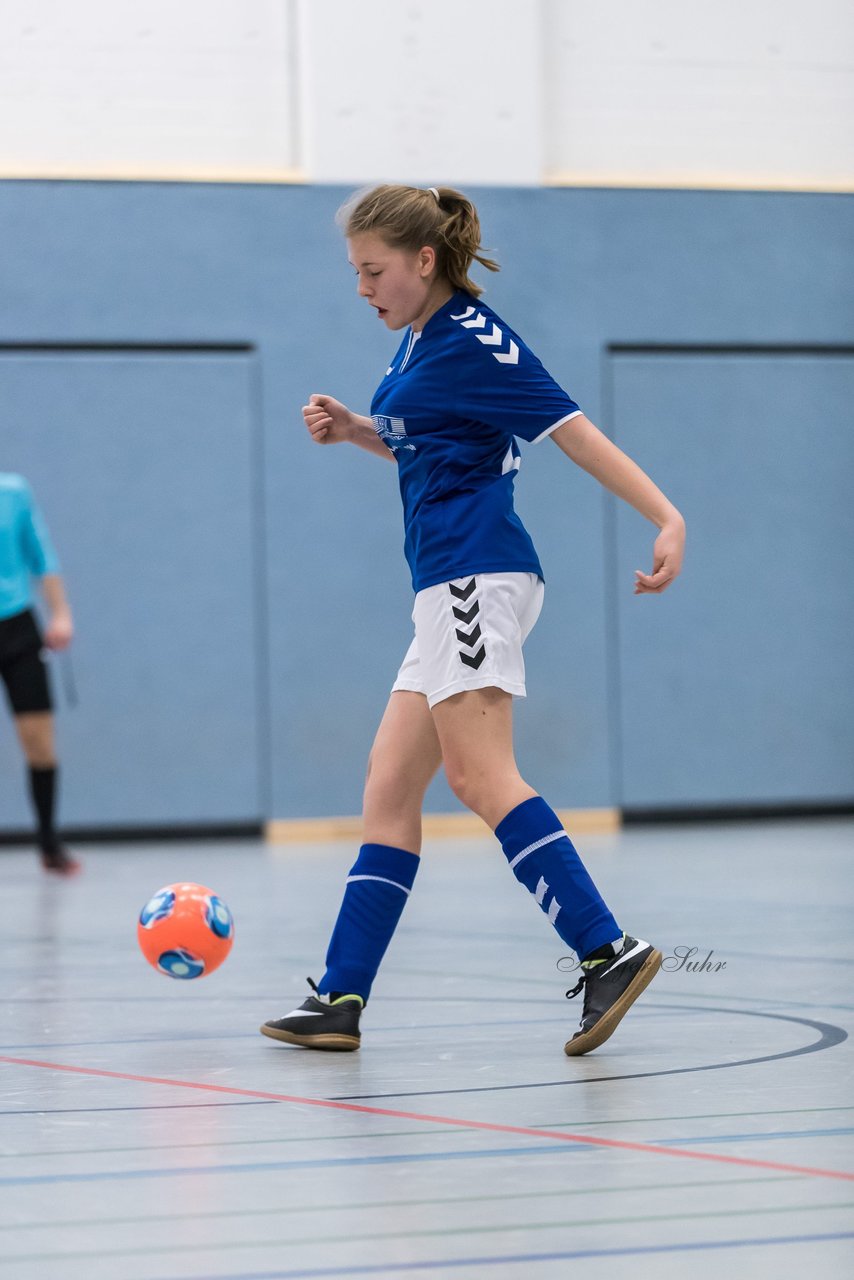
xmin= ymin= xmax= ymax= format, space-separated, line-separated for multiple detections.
xmin=4 ymin=1106 xmax=849 ymax=1162
xmin=0 ymin=1142 xmax=588 ymax=1187
xmin=131 ymin=1232 xmax=854 ymax=1278
xmin=1 ymin=1053 xmax=852 ymax=1183
xmin=7 ymin=1200 xmax=854 ymax=1265
xmin=0 ymin=1174 xmax=805 ymax=1232
xmin=332 ymin=1002 xmax=848 ymax=1100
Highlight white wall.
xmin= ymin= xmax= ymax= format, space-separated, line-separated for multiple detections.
xmin=0 ymin=0 xmax=851 ymax=188
xmin=0 ymin=0 xmax=299 ymax=180
xmin=297 ymin=0 xmax=542 ymax=186
xmin=542 ymin=0 xmax=854 ymax=188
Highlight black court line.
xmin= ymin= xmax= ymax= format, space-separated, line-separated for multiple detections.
xmin=0 ymin=821 xmax=262 ymax=846
xmin=609 ymin=343 xmax=854 ymax=357
xmin=0 ymin=342 xmax=254 ymax=354
xmin=0 ymin=1100 xmax=277 ymax=1116
xmin=624 ymin=801 xmax=854 ymax=823
xmin=330 ymin=1003 xmax=847 ymax=1101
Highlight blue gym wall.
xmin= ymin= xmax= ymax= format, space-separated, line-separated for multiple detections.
xmin=1 ymin=182 xmax=852 ymax=828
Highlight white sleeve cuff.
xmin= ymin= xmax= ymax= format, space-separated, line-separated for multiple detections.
xmin=530 ymin=409 xmax=583 ymax=445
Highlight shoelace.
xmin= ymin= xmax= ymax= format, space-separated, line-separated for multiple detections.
xmin=565 ymin=976 xmax=585 ymax=1000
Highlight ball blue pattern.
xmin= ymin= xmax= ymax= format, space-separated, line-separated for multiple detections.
xmin=157 ymin=948 xmax=205 ymax=980
xmin=139 ymin=889 xmax=176 ymax=928
xmin=205 ymin=895 xmax=234 ymax=939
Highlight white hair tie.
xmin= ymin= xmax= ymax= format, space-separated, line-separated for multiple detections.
xmin=428 ymin=187 xmax=440 ymax=203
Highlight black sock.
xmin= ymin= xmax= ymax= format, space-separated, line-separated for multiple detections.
xmin=580 ymin=933 xmax=625 ymax=966
xmin=28 ymin=766 xmax=59 ymax=852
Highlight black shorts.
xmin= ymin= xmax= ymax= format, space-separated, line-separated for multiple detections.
xmin=0 ymin=609 xmax=52 ymax=715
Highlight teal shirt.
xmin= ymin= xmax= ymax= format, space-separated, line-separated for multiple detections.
xmin=0 ymin=473 xmax=60 ymax=620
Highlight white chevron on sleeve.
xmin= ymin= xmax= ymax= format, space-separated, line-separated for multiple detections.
xmin=493 ymin=341 xmax=519 ymax=365
xmin=476 ymin=323 xmax=504 ymax=346
xmin=450 ymin=306 xmax=476 ymax=320
xmin=461 ymin=312 xmax=487 ymax=329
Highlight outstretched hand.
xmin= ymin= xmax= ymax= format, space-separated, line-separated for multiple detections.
xmin=302 ymin=394 xmax=354 ymax=445
xmin=634 ymin=519 xmax=685 ymax=595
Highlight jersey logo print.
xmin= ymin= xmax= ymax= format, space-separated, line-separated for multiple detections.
xmin=450 ymin=307 xmax=519 ymax=366
xmin=372 ymin=414 xmax=416 ymax=453
xmin=449 ymin=578 xmax=486 ymax=669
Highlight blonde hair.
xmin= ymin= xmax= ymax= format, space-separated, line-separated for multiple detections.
xmin=338 ymin=184 xmax=499 ymax=298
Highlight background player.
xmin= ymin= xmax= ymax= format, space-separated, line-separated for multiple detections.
xmin=0 ymin=472 xmax=79 ymax=875
xmin=262 ymin=185 xmax=685 ymax=1056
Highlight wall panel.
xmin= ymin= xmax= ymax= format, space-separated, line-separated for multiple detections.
xmin=0 ymin=348 xmax=264 ymax=825
xmin=610 ymin=349 xmax=854 ymax=807
xmin=0 ymin=181 xmax=851 ymax=826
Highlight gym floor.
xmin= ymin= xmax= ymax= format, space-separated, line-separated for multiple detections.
xmin=2 ymin=818 xmax=852 ymax=1279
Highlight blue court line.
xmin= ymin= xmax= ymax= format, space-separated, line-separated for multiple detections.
xmin=657 ymin=1126 xmax=854 ymax=1146
xmin=154 ymin=1231 xmax=854 ymax=1278
xmin=0 ymin=1142 xmax=586 ymax=1187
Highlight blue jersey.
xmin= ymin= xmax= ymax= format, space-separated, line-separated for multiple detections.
xmin=370 ymin=291 xmax=581 ymax=592
xmin=0 ymin=473 xmax=60 ymax=620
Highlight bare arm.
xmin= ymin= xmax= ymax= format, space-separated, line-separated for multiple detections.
xmin=39 ymin=573 xmax=74 ymax=648
xmin=303 ymin=395 xmax=395 ymax=462
xmin=551 ymin=413 xmax=685 ymax=594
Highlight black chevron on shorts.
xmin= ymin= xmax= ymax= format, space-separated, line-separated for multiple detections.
xmin=455 ymin=621 xmax=481 ymax=646
xmin=451 ymin=601 xmax=479 ymax=625
xmin=449 ymin=577 xmax=477 ymax=602
xmin=449 ymin=579 xmax=486 ymax=671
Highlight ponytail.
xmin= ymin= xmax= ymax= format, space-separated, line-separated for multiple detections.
xmin=338 ymin=184 xmax=499 ymax=298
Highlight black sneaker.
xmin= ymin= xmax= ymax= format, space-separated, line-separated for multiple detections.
xmin=40 ymin=845 xmax=82 ymax=876
xmin=563 ymin=934 xmax=662 ymax=1056
xmin=260 ymin=979 xmax=363 ymax=1051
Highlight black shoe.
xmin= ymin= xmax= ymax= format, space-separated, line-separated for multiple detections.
xmin=564 ymin=934 xmax=661 ymax=1056
xmin=40 ymin=844 xmax=82 ymax=876
xmin=260 ymin=979 xmax=363 ymax=1051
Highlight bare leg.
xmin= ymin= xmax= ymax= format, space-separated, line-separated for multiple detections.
xmin=14 ymin=711 xmax=56 ymax=768
xmin=362 ymin=690 xmax=444 ymax=852
xmin=429 ymin=686 xmax=535 ymax=830
xmin=276 ymin=693 xmax=443 ymax=1012
xmin=432 ymin=685 xmax=622 ymax=956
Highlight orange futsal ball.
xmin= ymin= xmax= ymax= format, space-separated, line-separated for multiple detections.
xmin=137 ymin=882 xmax=234 ymax=979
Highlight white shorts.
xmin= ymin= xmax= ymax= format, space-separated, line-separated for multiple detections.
xmin=391 ymin=572 xmax=544 ymax=709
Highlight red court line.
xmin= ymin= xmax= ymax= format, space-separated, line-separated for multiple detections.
xmin=2 ymin=1053 xmax=852 ymax=1184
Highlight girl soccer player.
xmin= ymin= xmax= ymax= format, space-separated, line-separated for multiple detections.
xmin=0 ymin=472 xmax=79 ymax=875
xmin=262 ymin=185 xmax=685 ymax=1056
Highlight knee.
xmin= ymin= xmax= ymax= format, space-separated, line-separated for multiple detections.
xmin=16 ymin=721 xmax=56 ymax=769
xmin=444 ymin=760 xmax=485 ymax=817
xmin=364 ymin=754 xmax=416 ymax=811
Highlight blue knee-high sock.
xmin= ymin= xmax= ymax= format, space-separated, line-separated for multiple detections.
xmin=317 ymin=843 xmax=419 ymax=1002
xmin=495 ymin=796 xmax=621 ymax=961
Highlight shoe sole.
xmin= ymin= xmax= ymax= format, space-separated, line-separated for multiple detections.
xmin=259 ymin=1024 xmax=360 ymax=1051
xmin=563 ymin=948 xmax=662 ymax=1057
xmin=41 ymin=860 xmax=82 ymax=875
